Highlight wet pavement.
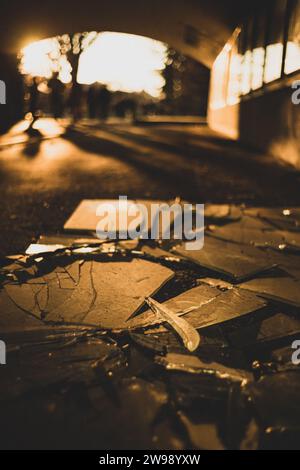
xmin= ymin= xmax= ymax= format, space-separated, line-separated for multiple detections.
xmin=1 ymin=119 xmax=300 ymax=450
xmin=0 ymin=118 xmax=299 ymax=254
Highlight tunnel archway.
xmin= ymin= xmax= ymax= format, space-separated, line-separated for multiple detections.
xmin=0 ymin=0 xmax=247 ymax=68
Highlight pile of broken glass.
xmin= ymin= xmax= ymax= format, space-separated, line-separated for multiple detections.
xmin=1 ymin=200 xmax=300 ymax=450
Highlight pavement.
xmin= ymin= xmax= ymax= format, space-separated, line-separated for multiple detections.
xmin=1 ymin=118 xmax=300 ymax=450
xmin=0 ymin=117 xmax=299 ymax=255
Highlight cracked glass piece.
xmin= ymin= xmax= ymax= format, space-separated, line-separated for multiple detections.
xmin=38 ymin=234 xmax=101 ymax=245
xmin=139 ymin=284 xmax=266 ymax=331
xmin=64 ymin=199 xmax=138 ymax=233
xmin=5 ymin=278 xmax=49 ymax=320
xmin=26 ymin=244 xmax=65 ymax=255
xmin=0 ymin=287 xmax=44 ymax=332
xmin=63 ymin=199 xmax=176 ymax=239
xmin=210 ymin=219 xmax=300 ymax=250
xmin=257 ymin=312 xmax=300 ymax=342
xmin=240 ymin=275 xmax=300 ymax=307
xmin=140 ymin=244 xmax=174 ymax=259
xmin=173 ymin=236 xmax=275 ymax=281
xmin=3 ymin=259 xmax=174 ymax=330
xmin=188 ymin=203 xmax=242 ymax=223
xmin=82 ymin=259 xmax=174 ymax=329
xmin=261 ymin=249 xmax=300 ymax=279
xmin=134 ymin=199 xmax=178 ymax=239
xmin=244 ymin=207 xmax=300 ymax=228
xmin=169 ymin=368 xmax=235 ymax=412
xmin=145 ymin=297 xmax=200 ymax=352
xmin=156 ymin=353 xmax=252 ymax=383
xmin=220 ymin=215 xmax=274 ymax=230
xmin=200 ymin=277 xmax=233 ymax=289
xmin=258 ymin=217 xmax=300 ymax=232
xmin=131 ymin=326 xmax=228 ymax=355
xmin=4 ymin=261 xmax=87 ymax=321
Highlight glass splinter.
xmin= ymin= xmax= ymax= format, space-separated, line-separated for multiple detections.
xmin=145 ymin=297 xmax=200 ymax=352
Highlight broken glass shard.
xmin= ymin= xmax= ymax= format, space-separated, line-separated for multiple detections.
xmin=173 ymin=236 xmax=275 ymax=281
xmin=131 ymin=323 xmax=228 ymax=355
xmin=210 ymin=219 xmax=300 ymax=250
xmin=145 ymin=297 xmax=200 ymax=352
xmin=38 ymin=233 xmax=101 ymax=245
xmin=63 ymin=198 xmax=177 ymax=239
xmin=244 ymin=206 xmax=300 ymax=228
xmin=64 ymin=198 xmax=138 ymax=235
xmin=156 ymin=353 xmax=252 ymax=383
xmin=131 ymin=284 xmax=266 ymax=332
xmin=26 ymin=243 xmax=65 ymax=255
xmin=240 ymin=275 xmax=300 ymax=307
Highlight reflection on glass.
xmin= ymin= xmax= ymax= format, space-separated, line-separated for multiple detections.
xmin=264 ymin=43 xmax=283 ymax=83
xmin=251 ymin=47 xmax=265 ymax=90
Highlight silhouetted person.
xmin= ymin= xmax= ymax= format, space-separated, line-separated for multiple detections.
xmin=48 ymin=72 xmax=65 ymax=118
xmin=87 ymin=83 xmax=98 ymax=119
xmin=98 ymin=85 xmax=111 ymax=120
xmin=115 ymin=98 xmax=137 ymax=120
xmin=26 ymin=77 xmax=41 ymax=136
xmin=69 ymin=82 xmax=83 ymax=122
xmin=28 ymin=77 xmax=39 ymax=119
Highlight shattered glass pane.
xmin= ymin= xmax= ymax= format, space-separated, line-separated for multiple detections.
xmin=2 ymin=258 xmax=174 ymax=330
xmin=2 ymin=202 xmax=300 ymax=449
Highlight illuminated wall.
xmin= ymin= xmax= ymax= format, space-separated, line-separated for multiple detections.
xmin=208 ymin=0 xmax=300 ymax=167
